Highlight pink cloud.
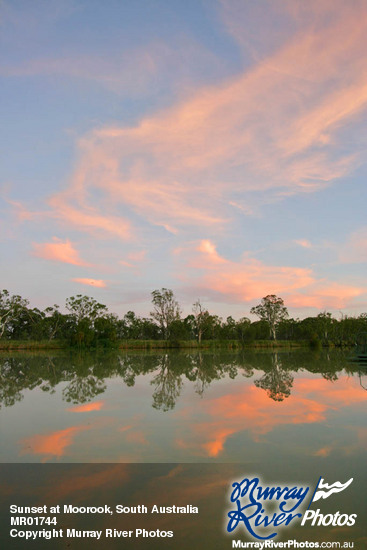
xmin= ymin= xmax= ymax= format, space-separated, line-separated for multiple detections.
xmin=32 ymin=238 xmax=89 ymax=266
xmin=72 ymin=278 xmax=106 ymax=288
xmin=177 ymin=240 xmax=366 ymax=309
xmin=287 ymin=285 xmax=364 ymax=309
xmin=197 ymin=240 xmax=226 ymax=264
xmin=182 ymin=239 xmax=313 ymax=299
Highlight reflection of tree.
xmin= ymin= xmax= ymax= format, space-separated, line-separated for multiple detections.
xmin=254 ymin=354 xmax=294 ymax=401
xmin=0 ymin=359 xmax=23 ymax=407
xmin=189 ymin=353 xmax=226 ymax=396
xmin=193 ymin=353 xmax=215 ymax=397
xmin=151 ymin=354 xmax=183 ymax=411
xmin=62 ymin=375 xmax=106 ymax=404
xmin=358 ymin=370 xmax=367 ymax=390
xmin=115 ymin=353 xmax=159 ymax=387
xmin=0 ymin=348 xmax=363 ymax=410
xmin=321 ymin=371 xmax=339 ymax=382
xmin=0 ymin=356 xmax=43 ymax=408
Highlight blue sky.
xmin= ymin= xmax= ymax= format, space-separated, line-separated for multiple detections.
xmin=1 ymin=0 xmax=366 ymax=319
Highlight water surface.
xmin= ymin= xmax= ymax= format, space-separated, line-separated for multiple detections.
xmin=1 ymin=349 xmax=365 ymax=465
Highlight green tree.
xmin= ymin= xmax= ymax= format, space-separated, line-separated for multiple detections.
xmin=65 ymin=295 xmax=108 ymax=323
xmin=65 ymin=295 xmax=109 ymax=347
xmin=150 ymin=288 xmax=181 ymax=339
xmin=0 ymin=290 xmax=30 ymax=338
xmin=119 ymin=311 xmax=142 ymax=339
xmin=250 ymin=295 xmax=288 ymax=340
xmin=236 ymin=317 xmax=251 ymax=344
xmin=94 ymin=314 xmax=118 ymax=347
xmin=221 ymin=316 xmax=237 ymax=340
xmin=206 ymin=314 xmax=223 ymax=339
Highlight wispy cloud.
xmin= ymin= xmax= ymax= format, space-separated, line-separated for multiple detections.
xmin=0 ymin=35 xmax=224 ymax=97
xmin=72 ymin=278 xmax=106 ymax=288
xmin=47 ymin=191 xmax=132 ymax=240
xmin=34 ymin=2 xmax=367 ymax=244
xmin=3 ymin=1 xmax=367 ymax=315
xmin=0 ymin=50 xmax=160 ymax=95
xmin=339 ymin=227 xmax=367 ymax=264
xmin=294 ymin=239 xmax=312 ymax=249
xmin=32 ymin=238 xmax=89 ymax=266
xmin=120 ymin=250 xmax=147 ymax=268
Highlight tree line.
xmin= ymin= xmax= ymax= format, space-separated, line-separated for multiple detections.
xmin=0 ymin=288 xmax=366 ymax=348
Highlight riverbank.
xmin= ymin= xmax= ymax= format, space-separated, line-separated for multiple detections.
xmin=0 ymin=338 xmax=311 ymax=351
xmin=118 ymin=339 xmax=308 ymax=350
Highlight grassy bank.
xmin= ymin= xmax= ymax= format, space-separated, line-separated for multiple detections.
xmin=0 ymin=339 xmax=66 ymax=350
xmin=0 ymin=338 xmax=310 ymax=351
xmin=118 ymin=339 xmax=308 ymax=350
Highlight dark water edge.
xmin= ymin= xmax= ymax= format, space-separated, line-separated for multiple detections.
xmin=1 ymin=464 xmax=366 ymax=549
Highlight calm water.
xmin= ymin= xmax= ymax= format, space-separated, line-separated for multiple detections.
xmin=0 ymin=349 xmax=365 ymax=464
xmin=1 ymin=349 xmax=366 ymax=548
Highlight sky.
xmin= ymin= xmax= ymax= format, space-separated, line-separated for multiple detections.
xmin=1 ymin=0 xmax=367 ymax=320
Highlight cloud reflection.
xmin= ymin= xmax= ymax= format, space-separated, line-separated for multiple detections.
xmin=177 ymin=376 xmax=366 ymax=458
xmin=20 ymin=425 xmax=91 ymax=461
xmin=67 ymin=401 xmax=104 ymax=413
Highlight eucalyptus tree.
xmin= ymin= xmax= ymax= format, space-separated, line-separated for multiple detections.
xmin=192 ymin=299 xmax=211 ymax=343
xmin=250 ymin=295 xmax=288 ymax=340
xmin=43 ymin=305 xmax=63 ymax=341
xmin=150 ymin=288 xmax=181 ymax=339
xmin=0 ymin=290 xmax=30 ymax=339
xmin=315 ymin=311 xmax=334 ymax=344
